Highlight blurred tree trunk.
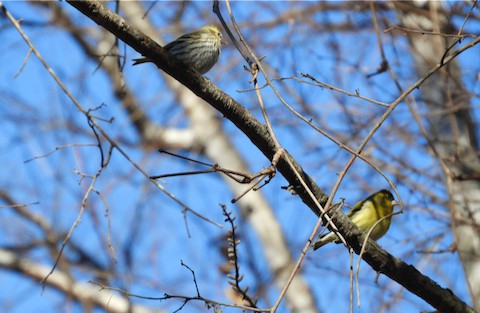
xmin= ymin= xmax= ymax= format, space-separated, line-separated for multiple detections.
xmin=397 ymin=1 xmax=480 ymax=310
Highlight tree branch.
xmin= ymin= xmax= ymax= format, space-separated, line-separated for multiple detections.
xmin=65 ymin=1 xmax=476 ymax=312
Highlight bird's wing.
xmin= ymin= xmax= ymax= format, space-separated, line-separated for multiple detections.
xmin=346 ymin=199 xmax=365 ymax=218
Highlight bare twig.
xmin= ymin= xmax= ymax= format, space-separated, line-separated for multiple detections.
xmin=222 ymin=204 xmax=257 ymax=308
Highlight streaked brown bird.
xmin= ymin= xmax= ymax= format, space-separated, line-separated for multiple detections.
xmin=133 ymin=25 xmax=224 ymax=74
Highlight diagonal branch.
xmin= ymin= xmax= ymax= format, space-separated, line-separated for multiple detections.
xmin=64 ymin=1 xmax=477 ymax=312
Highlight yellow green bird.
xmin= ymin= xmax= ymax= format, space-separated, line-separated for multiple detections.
xmin=313 ymin=189 xmax=399 ymax=250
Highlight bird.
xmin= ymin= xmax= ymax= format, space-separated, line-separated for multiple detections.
xmin=133 ymin=25 xmax=224 ymax=74
xmin=312 ymin=189 xmax=399 ymax=250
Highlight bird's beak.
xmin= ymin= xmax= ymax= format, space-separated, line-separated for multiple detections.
xmin=392 ymin=200 xmax=400 ymax=207
xmin=221 ymin=40 xmax=228 ymax=45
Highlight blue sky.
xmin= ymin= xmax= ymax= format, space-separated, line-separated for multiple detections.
xmin=0 ymin=1 xmax=478 ymax=313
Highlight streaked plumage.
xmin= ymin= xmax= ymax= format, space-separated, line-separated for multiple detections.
xmin=313 ymin=189 xmax=398 ymax=250
xmin=133 ymin=25 xmax=223 ymax=74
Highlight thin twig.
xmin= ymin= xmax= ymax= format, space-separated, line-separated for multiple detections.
xmin=384 ymin=26 xmax=477 ymax=39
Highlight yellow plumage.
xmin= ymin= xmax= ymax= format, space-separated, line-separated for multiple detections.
xmin=313 ymin=189 xmax=398 ymax=250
